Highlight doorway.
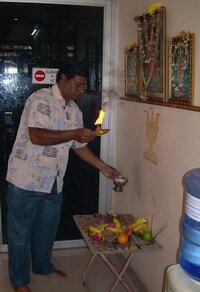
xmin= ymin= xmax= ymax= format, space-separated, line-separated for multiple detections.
xmin=0 ymin=1 xmax=109 ymax=248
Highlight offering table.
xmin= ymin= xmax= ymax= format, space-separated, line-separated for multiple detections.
xmin=73 ymin=214 xmax=162 ymax=292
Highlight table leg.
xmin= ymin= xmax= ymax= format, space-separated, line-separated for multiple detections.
xmin=82 ymin=253 xmax=97 ymax=290
xmin=100 ymin=253 xmax=134 ymax=292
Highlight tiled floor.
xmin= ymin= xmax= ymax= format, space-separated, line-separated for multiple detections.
xmin=0 ymin=247 xmax=137 ymax=292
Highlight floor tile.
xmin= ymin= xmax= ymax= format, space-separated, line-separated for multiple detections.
xmin=0 ymin=247 xmax=135 ymax=292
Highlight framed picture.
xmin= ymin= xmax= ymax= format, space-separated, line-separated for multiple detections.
xmin=124 ymin=44 xmax=139 ymax=97
xmin=135 ymin=7 xmax=166 ymax=101
xmin=167 ymin=32 xmax=195 ymax=105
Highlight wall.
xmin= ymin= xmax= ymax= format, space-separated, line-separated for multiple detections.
xmin=113 ymin=0 xmax=200 ymax=291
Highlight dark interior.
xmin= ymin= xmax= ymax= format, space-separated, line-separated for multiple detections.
xmin=0 ymin=2 xmax=104 ymax=243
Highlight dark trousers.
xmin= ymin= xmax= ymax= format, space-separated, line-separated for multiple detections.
xmin=6 ymin=181 xmax=62 ymax=286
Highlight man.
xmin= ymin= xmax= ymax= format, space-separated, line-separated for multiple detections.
xmin=6 ymin=60 xmax=119 ymax=292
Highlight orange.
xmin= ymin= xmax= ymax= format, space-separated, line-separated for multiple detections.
xmin=117 ymin=233 xmax=129 ymax=245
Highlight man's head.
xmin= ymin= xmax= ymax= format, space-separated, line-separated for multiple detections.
xmin=56 ymin=59 xmax=89 ymax=102
xmin=56 ymin=59 xmax=89 ymax=82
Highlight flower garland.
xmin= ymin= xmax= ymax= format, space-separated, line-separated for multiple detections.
xmin=170 ymin=31 xmax=190 ymax=95
xmin=125 ymin=42 xmax=137 ymax=53
xmin=135 ymin=8 xmax=163 ymax=94
xmin=125 ymin=42 xmax=138 ymax=95
xmin=147 ymin=2 xmax=163 ymax=15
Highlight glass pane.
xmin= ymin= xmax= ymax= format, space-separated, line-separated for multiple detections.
xmin=0 ymin=2 xmax=103 ymax=243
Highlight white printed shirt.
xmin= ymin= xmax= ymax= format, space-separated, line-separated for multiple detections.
xmin=6 ymin=83 xmax=86 ymax=193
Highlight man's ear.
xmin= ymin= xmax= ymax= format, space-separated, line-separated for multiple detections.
xmin=61 ymin=73 xmax=68 ymax=81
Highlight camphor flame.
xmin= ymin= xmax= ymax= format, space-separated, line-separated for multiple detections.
xmin=94 ymin=110 xmax=105 ymax=125
xmin=94 ymin=110 xmax=109 ymax=136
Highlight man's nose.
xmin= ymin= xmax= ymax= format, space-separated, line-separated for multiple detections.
xmin=79 ymin=86 xmax=85 ymax=94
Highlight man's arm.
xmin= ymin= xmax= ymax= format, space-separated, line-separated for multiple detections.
xmin=29 ymin=127 xmax=119 ymax=178
xmin=73 ymin=145 xmax=120 ymax=179
xmin=29 ymin=127 xmax=96 ymax=146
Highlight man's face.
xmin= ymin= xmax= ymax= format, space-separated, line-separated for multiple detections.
xmin=59 ymin=74 xmax=87 ymax=102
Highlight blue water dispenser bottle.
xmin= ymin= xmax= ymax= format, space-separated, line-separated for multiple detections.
xmin=179 ymin=168 xmax=200 ymax=281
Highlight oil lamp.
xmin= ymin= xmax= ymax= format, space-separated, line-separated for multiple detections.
xmin=94 ymin=110 xmax=109 ymax=136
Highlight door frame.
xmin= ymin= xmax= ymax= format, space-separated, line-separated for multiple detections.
xmin=0 ymin=0 xmax=116 ymax=251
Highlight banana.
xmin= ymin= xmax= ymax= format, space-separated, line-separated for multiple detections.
xmin=98 ymin=223 xmax=108 ymax=232
xmin=132 ymin=217 xmax=147 ymax=227
xmin=88 ymin=225 xmax=102 ymax=235
xmin=132 ymin=222 xmax=147 ymax=233
xmin=132 ymin=223 xmax=143 ymax=233
xmin=106 ymin=226 xmax=124 ymax=234
xmin=138 ymin=223 xmax=148 ymax=235
xmin=113 ymin=218 xmax=121 ymax=228
xmin=88 ymin=217 xmax=150 ymax=239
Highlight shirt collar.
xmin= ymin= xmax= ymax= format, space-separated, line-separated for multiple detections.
xmin=52 ymin=83 xmax=74 ymax=107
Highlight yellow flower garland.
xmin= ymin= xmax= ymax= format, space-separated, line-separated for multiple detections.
xmin=125 ymin=42 xmax=137 ymax=52
xmin=147 ymin=2 xmax=163 ymax=15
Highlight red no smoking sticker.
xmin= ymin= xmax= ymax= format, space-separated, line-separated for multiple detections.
xmin=34 ymin=70 xmax=46 ymax=82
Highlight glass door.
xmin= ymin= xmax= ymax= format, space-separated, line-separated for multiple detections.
xmin=0 ymin=2 xmax=104 ymax=246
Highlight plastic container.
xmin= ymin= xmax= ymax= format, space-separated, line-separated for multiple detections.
xmin=165 ymin=264 xmax=200 ymax=292
xmin=179 ymin=168 xmax=200 ymax=281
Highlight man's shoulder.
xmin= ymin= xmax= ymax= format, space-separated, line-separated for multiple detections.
xmin=26 ymin=87 xmax=53 ymax=105
xmin=70 ymin=100 xmax=82 ymax=113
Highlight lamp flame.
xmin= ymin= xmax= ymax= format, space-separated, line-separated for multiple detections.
xmin=94 ymin=109 xmax=109 ymax=136
xmin=94 ymin=110 xmax=105 ymax=125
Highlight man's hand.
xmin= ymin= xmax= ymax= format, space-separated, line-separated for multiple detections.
xmin=99 ymin=163 xmax=121 ymax=179
xmin=73 ymin=128 xmax=96 ymax=143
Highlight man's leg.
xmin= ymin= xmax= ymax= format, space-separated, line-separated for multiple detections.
xmin=31 ymin=181 xmax=63 ymax=276
xmin=6 ymin=183 xmax=38 ymax=287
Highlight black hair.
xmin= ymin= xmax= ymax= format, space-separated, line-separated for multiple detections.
xmin=56 ymin=59 xmax=89 ymax=82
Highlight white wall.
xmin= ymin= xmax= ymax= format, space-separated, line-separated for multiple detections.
xmin=113 ymin=0 xmax=200 ymax=291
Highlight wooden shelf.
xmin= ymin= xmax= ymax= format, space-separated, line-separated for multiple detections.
xmin=119 ymin=96 xmax=200 ymax=112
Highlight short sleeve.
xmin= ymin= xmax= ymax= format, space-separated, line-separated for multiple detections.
xmin=26 ymin=95 xmax=52 ymax=129
xmin=71 ymin=140 xmax=87 ymax=150
xmin=70 ymin=106 xmax=87 ymax=149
